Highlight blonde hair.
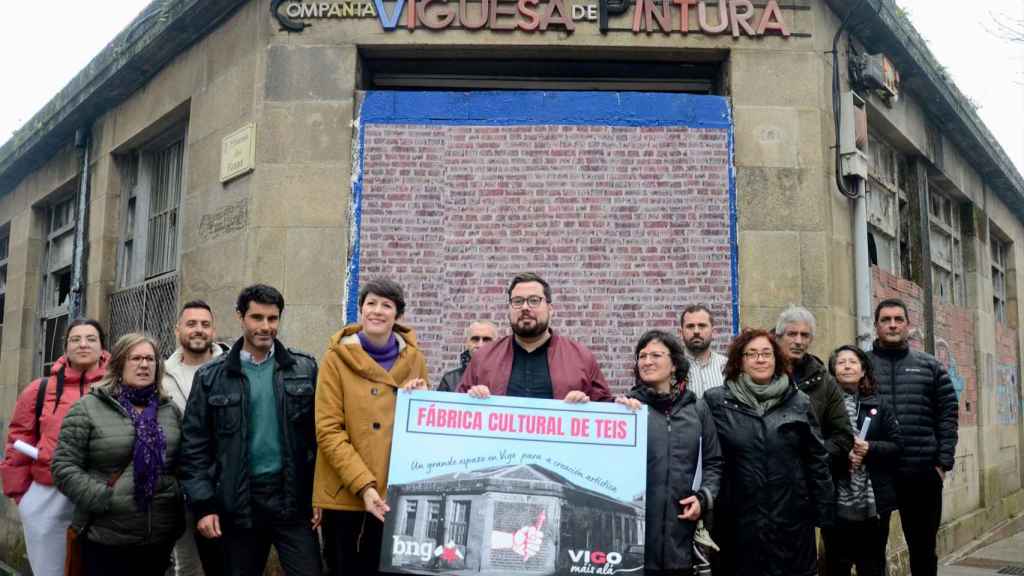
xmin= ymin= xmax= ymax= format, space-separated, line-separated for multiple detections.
xmin=96 ymin=333 xmax=167 ymax=398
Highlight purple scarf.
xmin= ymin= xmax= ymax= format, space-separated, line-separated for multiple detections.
xmin=358 ymin=331 xmax=399 ymax=371
xmin=116 ymin=384 xmax=166 ymax=511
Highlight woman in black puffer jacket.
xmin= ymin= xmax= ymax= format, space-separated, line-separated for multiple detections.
xmin=617 ymin=330 xmax=723 ymax=576
xmin=704 ymin=328 xmax=833 ymax=576
xmin=824 ymin=345 xmax=902 ymax=576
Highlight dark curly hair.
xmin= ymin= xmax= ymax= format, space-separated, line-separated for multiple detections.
xmin=827 ymin=344 xmax=878 ymax=396
xmin=633 ymin=330 xmax=690 ymax=387
xmin=723 ymin=328 xmax=789 ymax=383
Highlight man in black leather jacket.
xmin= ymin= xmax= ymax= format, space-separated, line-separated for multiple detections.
xmin=180 ymin=284 xmax=321 ymax=576
xmin=868 ymin=298 xmax=958 ymax=576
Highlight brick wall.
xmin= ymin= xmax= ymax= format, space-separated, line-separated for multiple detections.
xmin=870 ymin=267 xmax=977 ymax=426
xmin=358 ymin=122 xmax=734 ymax=392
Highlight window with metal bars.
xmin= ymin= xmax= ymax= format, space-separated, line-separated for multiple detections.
xmin=449 ymin=500 xmax=471 ymax=546
xmin=41 ymin=195 xmax=76 ymax=374
xmin=427 ymin=500 xmax=442 ymax=543
xmin=116 ymin=135 xmax=184 ymax=288
xmin=403 ymin=500 xmax=418 ymax=537
xmin=991 ymin=230 xmax=1011 ymax=324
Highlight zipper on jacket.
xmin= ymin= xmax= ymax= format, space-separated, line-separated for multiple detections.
xmin=888 ymin=357 xmax=900 ymax=422
xmin=662 ymin=412 xmax=672 ymax=567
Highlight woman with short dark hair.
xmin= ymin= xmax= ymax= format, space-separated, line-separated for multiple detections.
xmin=616 ymin=330 xmax=722 ymax=575
xmin=1 ymin=318 xmax=109 ymax=576
xmin=823 ymin=345 xmax=902 ymax=576
xmin=314 ymin=277 xmax=429 ymax=575
xmin=52 ymin=333 xmax=184 ymax=575
xmin=703 ymin=328 xmax=833 ymax=576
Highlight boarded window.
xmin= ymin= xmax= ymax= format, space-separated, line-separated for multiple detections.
xmin=41 ymin=195 xmax=76 ymax=373
xmin=991 ymin=231 xmax=1011 ymax=324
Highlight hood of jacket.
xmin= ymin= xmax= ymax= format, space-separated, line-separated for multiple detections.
xmin=327 ymin=323 xmax=419 ymax=383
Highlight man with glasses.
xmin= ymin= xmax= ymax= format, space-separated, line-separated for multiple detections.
xmin=438 ymin=320 xmax=499 ymax=392
xmin=458 ymin=272 xmax=611 ymax=403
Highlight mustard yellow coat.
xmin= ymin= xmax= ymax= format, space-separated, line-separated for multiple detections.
xmin=312 ymin=323 xmax=429 ymax=511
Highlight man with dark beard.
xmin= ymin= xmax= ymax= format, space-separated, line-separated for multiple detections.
xmin=164 ymin=300 xmax=228 ymax=576
xmin=678 ymin=304 xmax=727 ymax=397
xmin=458 ymin=272 xmax=611 ymax=403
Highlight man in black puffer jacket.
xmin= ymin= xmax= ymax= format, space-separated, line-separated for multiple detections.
xmin=868 ymin=298 xmax=958 ymax=576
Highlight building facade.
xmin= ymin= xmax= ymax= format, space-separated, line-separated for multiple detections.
xmin=0 ymin=0 xmax=1022 ymax=571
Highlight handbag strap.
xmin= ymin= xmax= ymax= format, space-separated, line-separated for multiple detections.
xmin=78 ymin=462 xmax=132 ymax=537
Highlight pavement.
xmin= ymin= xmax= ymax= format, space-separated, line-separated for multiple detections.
xmin=941 ymin=517 xmax=1024 ymax=575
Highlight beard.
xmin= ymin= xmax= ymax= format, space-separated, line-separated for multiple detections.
xmin=511 ymin=315 xmax=550 ymax=339
xmin=684 ymin=337 xmax=710 ymax=354
xmin=181 ymin=335 xmax=212 ymax=355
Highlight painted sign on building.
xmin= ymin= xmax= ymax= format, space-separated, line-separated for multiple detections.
xmin=273 ymin=0 xmax=791 ymax=36
xmin=381 ymin=391 xmax=649 ymax=575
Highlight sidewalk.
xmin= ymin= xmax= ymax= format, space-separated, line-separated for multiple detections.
xmin=941 ymin=516 xmax=1024 ymax=575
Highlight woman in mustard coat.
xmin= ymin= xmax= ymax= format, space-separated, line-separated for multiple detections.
xmin=314 ymin=277 xmax=429 ymax=575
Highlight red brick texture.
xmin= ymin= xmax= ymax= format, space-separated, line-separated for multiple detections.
xmin=358 ymin=123 xmax=734 ymax=392
xmin=871 ymin=267 xmax=977 ymax=426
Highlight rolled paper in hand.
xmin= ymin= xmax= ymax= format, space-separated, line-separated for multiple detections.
xmin=858 ymin=410 xmax=877 ymax=439
xmin=13 ymin=440 xmax=39 ymax=460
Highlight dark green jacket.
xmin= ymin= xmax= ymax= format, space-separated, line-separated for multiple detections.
xmin=793 ymin=354 xmax=854 ymax=459
xmin=51 ymin=386 xmax=184 ymax=546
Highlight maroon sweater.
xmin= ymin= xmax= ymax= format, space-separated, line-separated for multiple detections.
xmin=456 ymin=331 xmax=612 ymax=401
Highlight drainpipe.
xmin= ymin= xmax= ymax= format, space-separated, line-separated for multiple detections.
xmin=853 ymin=177 xmax=873 ymax=350
xmin=69 ymin=128 xmax=91 ymax=320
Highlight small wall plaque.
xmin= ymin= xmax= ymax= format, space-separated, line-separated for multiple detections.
xmin=220 ymin=123 xmax=256 ymax=183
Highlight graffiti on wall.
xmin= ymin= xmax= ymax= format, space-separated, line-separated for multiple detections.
xmin=996 ymin=364 xmax=1020 ymax=425
xmin=935 ymin=338 xmax=966 ymax=400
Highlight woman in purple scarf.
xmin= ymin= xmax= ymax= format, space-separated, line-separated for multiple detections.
xmin=53 ymin=333 xmax=185 ymax=576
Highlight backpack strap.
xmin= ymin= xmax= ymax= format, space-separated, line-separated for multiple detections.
xmin=32 ymin=367 xmax=66 ymax=440
xmin=32 ymin=377 xmax=48 ymax=441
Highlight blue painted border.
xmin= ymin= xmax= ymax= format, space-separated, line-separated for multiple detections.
xmin=344 ymin=117 xmax=367 ymax=324
xmin=349 ymin=90 xmax=739 ymax=332
xmin=358 ymin=90 xmax=732 ymax=128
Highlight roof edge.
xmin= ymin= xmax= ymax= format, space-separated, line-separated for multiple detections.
xmin=0 ymin=0 xmax=250 ymax=196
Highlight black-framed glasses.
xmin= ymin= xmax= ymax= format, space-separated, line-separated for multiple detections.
xmin=509 ymin=296 xmax=546 ymax=309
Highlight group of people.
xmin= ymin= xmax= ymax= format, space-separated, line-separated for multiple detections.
xmin=0 ymin=271 xmax=958 ymax=576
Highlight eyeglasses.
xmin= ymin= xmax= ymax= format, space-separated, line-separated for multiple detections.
xmin=127 ymin=355 xmax=157 ymax=366
xmin=509 ymin=296 xmax=546 ymax=309
xmin=743 ymin=351 xmax=774 ymax=361
xmin=637 ymin=352 xmax=669 ymax=362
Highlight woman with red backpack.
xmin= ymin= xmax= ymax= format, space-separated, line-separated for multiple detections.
xmin=1 ymin=318 xmax=109 ymax=576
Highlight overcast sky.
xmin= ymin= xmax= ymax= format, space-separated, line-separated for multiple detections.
xmin=0 ymin=0 xmax=1021 ymax=174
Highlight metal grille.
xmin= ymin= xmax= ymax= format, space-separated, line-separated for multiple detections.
xmin=146 ymin=140 xmax=183 ymax=278
xmin=998 ymin=567 xmax=1024 ymax=575
xmin=108 ymin=273 xmax=179 ymax=357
